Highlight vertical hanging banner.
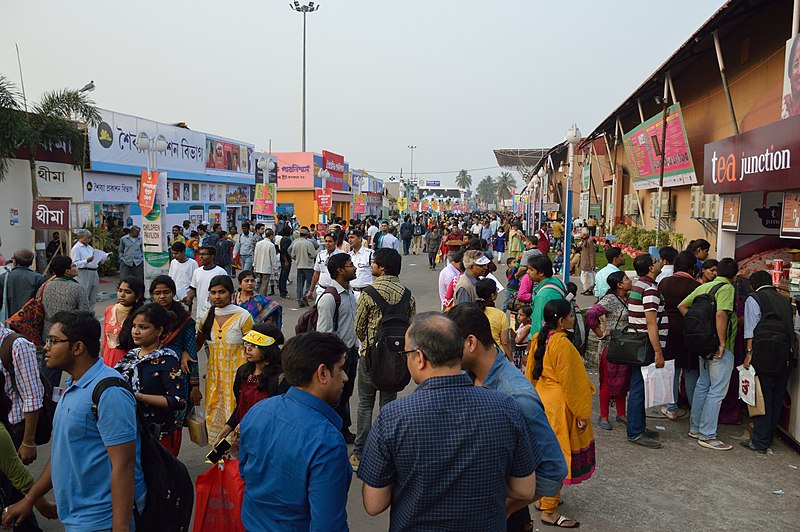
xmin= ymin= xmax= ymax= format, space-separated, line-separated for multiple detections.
xmin=142 ymin=204 xmax=164 ymax=253
xmin=315 ymin=188 xmax=332 ymax=211
xmin=353 ymin=193 xmax=366 ymax=214
xmin=397 ymin=198 xmax=407 ymax=211
xmin=582 ymin=163 xmax=591 ymax=191
xmin=410 ymin=201 xmax=419 ymax=212
xmin=138 ymin=170 xmax=159 ymax=216
xmin=254 ymin=184 xmax=275 ymax=215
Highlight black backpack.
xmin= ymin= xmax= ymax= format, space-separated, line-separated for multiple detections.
xmin=684 ymin=283 xmax=727 ymax=360
xmin=413 ymin=224 xmax=423 ymax=236
xmin=294 ymin=287 xmax=341 ymax=335
xmin=92 ymin=377 xmax=193 ymax=532
xmin=750 ymin=289 xmax=796 ymax=377
xmin=568 ymin=300 xmax=589 ymax=357
xmin=363 ymin=286 xmax=412 ymax=392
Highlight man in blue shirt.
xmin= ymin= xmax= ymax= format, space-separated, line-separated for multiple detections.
xmin=449 ymin=303 xmax=570 ymax=528
xmin=239 ymin=332 xmax=352 ymax=531
xmin=4 ymin=310 xmax=146 ymax=531
xmin=594 ymin=246 xmax=625 ymax=298
xmin=358 ymin=312 xmax=538 ymax=531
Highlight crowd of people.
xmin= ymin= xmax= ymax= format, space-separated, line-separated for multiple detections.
xmin=0 ymin=210 xmax=796 ymax=531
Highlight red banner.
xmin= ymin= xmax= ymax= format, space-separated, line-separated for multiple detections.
xmin=138 ymin=170 xmax=159 ymax=216
xmin=254 ymin=184 xmax=275 ymax=215
xmin=353 ymin=193 xmax=366 ymax=214
xmin=315 ymin=188 xmax=332 ymax=211
xmin=411 ymin=201 xmax=419 ymax=212
xmin=322 ymin=150 xmax=344 ymax=179
xmin=32 ymin=200 xmax=70 ymax=230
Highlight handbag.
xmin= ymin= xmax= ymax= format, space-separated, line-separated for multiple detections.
xmin=6 ymin=277 xmax=53 ymax=347
xmin=606 ymin=326 xmax=655 ymax=366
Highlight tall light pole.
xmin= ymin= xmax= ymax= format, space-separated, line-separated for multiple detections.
xmin=407 ymin=145 xmax=416 ymax=210
xmin=537 ymin=166 xmax=546 ymax=232
xmin=531 ymin=174 xmax=541 ymax=233
xmin=290 ymin=1 xmax=320 ymax=152
xmin=562 ymin=123 xmax=582 ymax=285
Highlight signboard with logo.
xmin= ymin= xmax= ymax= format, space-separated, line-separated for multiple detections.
xmin=720 ymin=194 xmax=741 ymax=231
xmin=426 ymin=180 xmax=440 ymax=187
xmin=780 ymin=190 xmax=800 ymax=239
xmin=581 ymin=163 xmax=591 ymax=191
xmin=315 ymin=189 xmax=332 ymax=211
xmin=31 ymin=200 xmax=69 ymax=230
xmin=353 ymin=193 xmax=366 ymax=214
xmin=703 ymin=114 xmax=800 ymax=194
xmin=254 ymin=184 xmax=275 ymax=215
xmin=322 ymin=150 xmax=345 ymax=190
xmin=83 ymin=173 xmax=138 ymax=203
xmin=579 ymin=192 xmax=590 ymax=220
xmin=276 ymin=152 xmax=315 ymax=188
xmin=205 ymin=135 xmax=254 ymax=175
xmin=142 ymin=204 xmax=163 ymax=253
xmin=144 ymin=251 xmax=171 ymax=294
xmin=138 ymin=170 xmax=159 ymax=216
xmin=544 ymin=202 xmax=560 ymax=212
xmin=623 ymin=103 xmax=697 ymax=190
xmin=89 ymin=109 xmax=206 ymax=173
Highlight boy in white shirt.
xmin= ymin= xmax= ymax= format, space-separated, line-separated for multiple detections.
xmin=168 ymin=242 xmax=198 ymax=300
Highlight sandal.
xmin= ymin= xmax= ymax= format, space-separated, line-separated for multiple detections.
xmin=597 ymin=416 xmax=612 ymax=430
xmin=542 ymin=515 xmax=580 ymax=528
xmin=698 ymin=439 xmax=732 ymax=451
xmin=534 ymin=500 xmax=564 ymax=511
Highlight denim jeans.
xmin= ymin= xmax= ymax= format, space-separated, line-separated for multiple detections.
xmin=240 ymin=254 xmax=253 ymax=273
xmin=353 ymin=357 xmax=397 ymax=457
xmin=751 ymin=371 xmax=791 ymax=450
xmin=627 ymin=363 xmax=646 ymax=440
xmin=296 ymin=268 xmax=314 ymax=303
xmin=690 ymin=350 xmax=734 ymax=440
xmin=668 ymin=367 xmax=699 ymax=410
xmin=402 ymin=237 xmax=412 ymax=255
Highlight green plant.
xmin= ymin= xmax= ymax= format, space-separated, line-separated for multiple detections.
xmin=610 ymin=224 xmax=680 ymax=251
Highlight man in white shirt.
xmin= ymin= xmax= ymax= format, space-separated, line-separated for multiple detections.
xmin=307 ymin=234 xmax=345 ymax=301
xmin=234 ymin=222 xmax=256 ymax=273
xmin=655 ymin=246 xmax=678 ymax=284
xmin=183 ymin=245 xmax=227 ymax=319
xmin=70 ymin=228 xmax=110 ymax=306
xmin=366 ymin=220 xmax=380 ymax=250
xmin=348 ymin=229 xmax=374 ymax=301
xmin=168 ymin=242 xmax=198 ymax=300
xmin=253 ymin=229 xmax=278 ymax=296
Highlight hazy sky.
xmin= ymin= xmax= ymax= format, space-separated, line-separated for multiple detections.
xmin=1 ymin=0 xmax=724 ymax=187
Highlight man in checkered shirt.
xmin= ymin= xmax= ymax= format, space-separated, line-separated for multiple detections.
xmin=358 ymin=312 xmax=538 ymax=531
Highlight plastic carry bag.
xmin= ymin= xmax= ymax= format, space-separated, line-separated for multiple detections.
xmin=193 ymin=459 xmax=246 ymax=532
xmin=187 ymin=407 xmax=209 ymax=447
xmin=641 ymin=360 xmax=675 ymax=408
xmin=737 ymin=364 xmax=757 ymax=406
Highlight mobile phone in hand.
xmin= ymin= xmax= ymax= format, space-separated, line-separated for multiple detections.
xmin=206 ymin=438 xmax=232 ymax=464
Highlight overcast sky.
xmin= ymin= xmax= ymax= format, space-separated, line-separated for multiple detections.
xmin=1 ymin=0 xmax=724 ymax=187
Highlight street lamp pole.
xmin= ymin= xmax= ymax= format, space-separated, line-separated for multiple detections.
xmin=407 ymin=145 xmax=416 ymax=212
xmin=291 ymin=2 xmax=320 ymax=152
xmin=562 ymin=123 xmax=582 ymax=285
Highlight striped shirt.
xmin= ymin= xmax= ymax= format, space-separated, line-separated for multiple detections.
xmin=0 ymin=326 xmax=45 ymax=425
xmin=627 ymin=276 xmax=668 ymax=349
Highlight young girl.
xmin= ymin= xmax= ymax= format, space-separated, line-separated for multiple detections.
xmin=150 ymin=275 xmax=201 ymax=407
xmin=236 ymin=270 xmax=283 ymax=329
xmin=116 ymin=303 xmax=188 ymax=457
xmin=214 ymin=323 xmax=289 ymax=447
xmin=513 ymin=305 xmax=533 ymax=370
xmin=197 ymin=275 xmax=254 ymax=444
xmin=494 ymin=227 xmax=507 ymax=263
xmin=102 ymin=276 xmax=145 ymax=367
xmin=475 ymin=278 xmax=513 ymax=361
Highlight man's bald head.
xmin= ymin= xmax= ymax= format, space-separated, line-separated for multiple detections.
xmin=13 ymin=249 xmax=34 ymax=267
xmin=407 ymin=312 xmax=462 ymax=367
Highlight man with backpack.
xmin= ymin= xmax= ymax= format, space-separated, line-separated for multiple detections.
xmin=400 ymin=216 xmax=414 ymax=256
xmin=316 ymin=253 xmax=360 ymax=444
xmin=5 ymin=310 xmax=147 ymax=531
xmin=351 ymin=248 xmax=416 ymax=471
xmin=678 ymin=257 xmax=739 ymax=451
xmin=740 ymin=270 xmax=798 ymax=453
xmin=411 ymin=217 xmax=425 ymax=256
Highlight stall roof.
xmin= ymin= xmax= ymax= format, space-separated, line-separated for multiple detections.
xmin=493 ymin=148 xmax=551 ymax=170
xmin=580 ymin=0 xmax=782 ymax=147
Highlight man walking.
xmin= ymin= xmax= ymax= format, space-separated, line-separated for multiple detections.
xmin=357 ymin=312 xmax=538 ymax=530
xmin=438 ymin=250 xmax=464 ymax=309
xmin=351 ymin=248 xmax=415 ymax=470
xmin=348 ymin=229 xmax=373 ymax=301
xmin=594 ymin=246 xmax=626 ymax=298
xmin=576 ymin=227 xmax=596 ymax=295
xmin=118 ymin=226 xmax=144 ymax=283
xmin=239 ymin=332 xmax=351 ymax=531
xmin=678 ymin=257 xmax=738 ymax=451
xmin=308 ymin=234 xmax=345 ymax=302
xmin=380 ymin=225 xmax=400 ymax=251
xmin=316 ymin=254 xmax=359 ymax=443
xmin=253 ymin=228 xmax=278 ymax=296
xmin=234 ymin=222 xmax=256 ymax=273
xmin=399 ymin=216 xmax=413 ymax=256
xmin=627 ymin=253 xmax=667 ymax=448
xmin=411 ymin=217 xmax=424 ymax=255
xmin=454 ymin=250 xmax=490 ymax=305
xmin=289 ymin=227 xmax=317 ymax=307
xmin=4 ymin=310 xmax=146 ymax=531
xmin=0 ymin=249 xmax=45 ymax=318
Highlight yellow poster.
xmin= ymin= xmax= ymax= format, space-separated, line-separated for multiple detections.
xmin=398 ymin=198 xmax=408 ymax=211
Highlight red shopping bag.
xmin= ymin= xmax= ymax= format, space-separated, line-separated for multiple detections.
xmin=193 ymin=459 xmax=246 ymax=532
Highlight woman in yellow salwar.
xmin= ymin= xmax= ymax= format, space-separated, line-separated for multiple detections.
xmin=197 ymin=275 xmax=253 ymax=443
xmin=527 ymin=299 xmax=595 ymax=529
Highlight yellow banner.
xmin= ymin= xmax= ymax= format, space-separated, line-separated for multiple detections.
xmin=397 ymin=198 xmax=408 ymax=211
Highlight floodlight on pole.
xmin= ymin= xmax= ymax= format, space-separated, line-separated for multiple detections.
xmin=290 ymin=2 xmax=321 ymax=152
xmin=562 ymin=123 xmax=581 ymax=285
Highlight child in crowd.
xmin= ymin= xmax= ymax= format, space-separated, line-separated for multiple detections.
xmin=553 ymin=249 xmax=564 ymax=275
xmin=503 ymin=257 xmax=520 ymax=312
xmin=513 ymin=305 xmax=533 ymax=370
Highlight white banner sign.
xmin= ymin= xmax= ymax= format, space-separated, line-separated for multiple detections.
xmin=88 ymin=109 xmax=207 ymax=173
xmin=35 ymin=161 xmax=81 ymax=197
xmin=83 ymin=172 xmax=138 ymax=203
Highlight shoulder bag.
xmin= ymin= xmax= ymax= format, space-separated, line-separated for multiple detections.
xmin=606 ymin=313 xmax=663 ymax=367
xmin=6 ymin=276 xmax=54 ymax=347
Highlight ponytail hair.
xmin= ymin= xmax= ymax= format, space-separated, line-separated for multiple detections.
xmin=531 ymin=299 xmax=571 ymax=380
xmin=474 ymin=278 xmax=496 ymax=311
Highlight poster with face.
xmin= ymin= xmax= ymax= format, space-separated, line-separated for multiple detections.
xmin=217 ymin=185 xmax=224 ymax=202
xmin=783 ymin=34 xmax=800 ymax=119
xmin=182 ymin=183 xmax=190 ymax=201
xmin=209 ymin=185 xmax=216 ymax=201
xmin=191 ymin=184 xmax=200 ymax=201
xmin=172 ymin=182 xmax=181 ymax=201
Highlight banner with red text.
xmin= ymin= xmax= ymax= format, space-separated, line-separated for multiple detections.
xmin=315 ymin=188 xmax=332 ymax=211
xmin=138 ymin=170 xmax=159 ymax=217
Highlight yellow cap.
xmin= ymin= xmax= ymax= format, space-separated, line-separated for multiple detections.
xmin=242 ymin=330 xmax=276 ymax=347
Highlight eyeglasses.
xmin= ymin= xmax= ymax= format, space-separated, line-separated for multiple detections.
xmin=44 ymin=338 xmax=70 ymax=347
xmin=398 ymin=348 xmax=418 ymax=359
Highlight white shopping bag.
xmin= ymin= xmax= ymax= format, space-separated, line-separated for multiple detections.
xmin=737 ymin=364 xmax=757 ymax=406
xmin=641 ymin=360 xmax=675 ymax=408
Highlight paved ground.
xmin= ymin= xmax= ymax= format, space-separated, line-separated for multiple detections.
xmin=28 ymin=253 xmax=800 ymax=530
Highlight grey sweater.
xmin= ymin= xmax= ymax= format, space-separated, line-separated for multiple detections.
xmin=38 ymin=277 xmax=90 ymax=341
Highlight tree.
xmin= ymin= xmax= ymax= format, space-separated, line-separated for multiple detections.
xmin=495 ymin=171 xmax=517 ymax=202
xmin=0 ymin=75 xmax=100 ymax=198
xmin=455 ymin=169 xmax=472 ymax=191
xmin=476 ymin=175 xmax=496 ymax=208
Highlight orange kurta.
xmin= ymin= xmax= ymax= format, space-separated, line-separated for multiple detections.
xmin=529 ymin=331 xmax=596 ymax=484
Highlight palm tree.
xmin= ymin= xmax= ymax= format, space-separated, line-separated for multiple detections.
xmin=0 ymin=75 xmax=100 ymax=198
xmin=455 ymin=169 xmax=472 ymax=191
xmin=476 ymin=175 xmax=496 ymax=208
xmin=495 ymin=171 xmax=517 ymax=202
